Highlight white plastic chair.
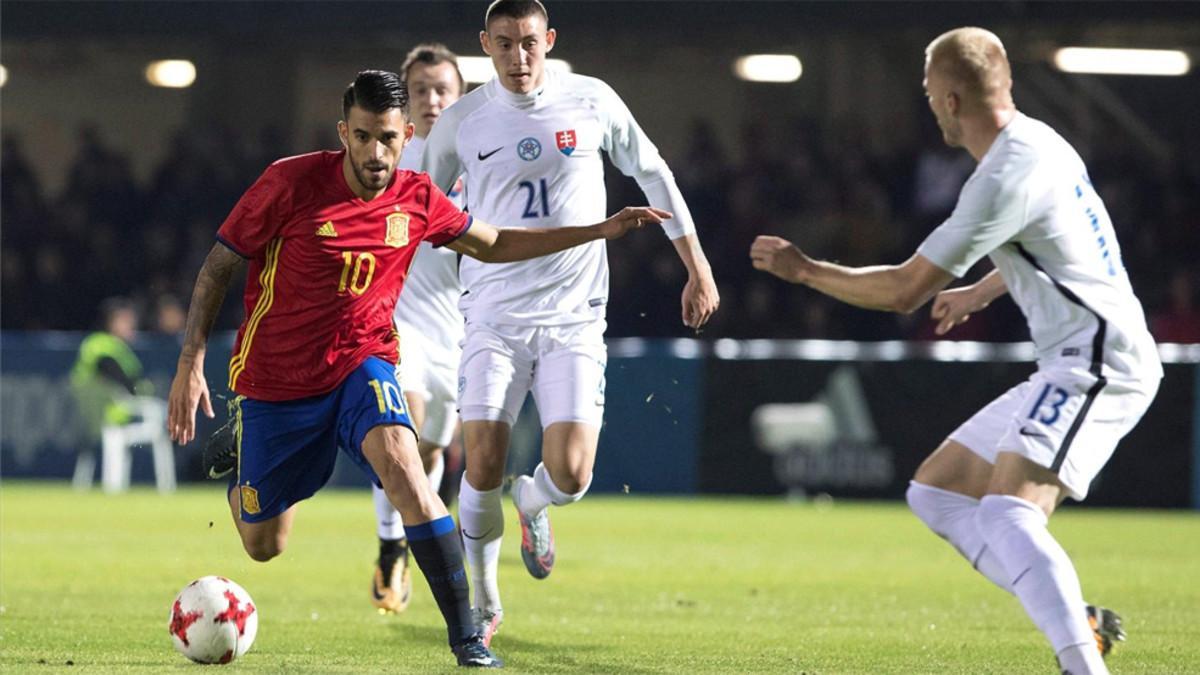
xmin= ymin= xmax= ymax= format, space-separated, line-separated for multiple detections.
xmin=74 ymin=396 xmax=176 ymax=493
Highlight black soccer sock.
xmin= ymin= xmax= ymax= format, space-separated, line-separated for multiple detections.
xmin=405 ymin=516 xmax=475 ymax=646
xmin=378 ymin=537 xmax=406 ymax=578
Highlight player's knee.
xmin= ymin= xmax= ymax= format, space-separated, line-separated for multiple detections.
xmin=418 ymin=442 xmax=443 ymax=468
xmin=241 ymin=534 xmax=286 ymax=562
xmin=553 ymin=469 xmax=591 ymax=498
xmin=378 ymin=462 xmax=426 ymax=499
xmin=541 ymin=465 xmax=591 ymax=505
xmin=906 ymin=481 xmax=939 ymax=531
xmin=465 ymin=451 xmax=507 ymax=489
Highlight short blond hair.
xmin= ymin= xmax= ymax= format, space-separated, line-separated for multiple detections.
xmin=925 ymin=27 xmax=1012 ymax=106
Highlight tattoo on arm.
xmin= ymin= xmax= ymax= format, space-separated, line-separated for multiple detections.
xmin=180 ymin=244 xmax=244 ymax=360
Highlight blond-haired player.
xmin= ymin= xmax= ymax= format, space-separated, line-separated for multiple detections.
xmin=752 ymin=27 xmax=1160 ymax=675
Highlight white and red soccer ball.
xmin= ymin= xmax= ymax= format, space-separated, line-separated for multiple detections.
xmin=168 ymin=576 xmax=258 ymax=664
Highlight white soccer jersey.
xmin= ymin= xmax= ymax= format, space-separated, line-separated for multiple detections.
xmin=919 ymin=113 xmax=1161 ymax=382
xmin=421 ymin=70 xmax=696 ymax=326
xmin=393 ymin=134 xmax=465 ymax=364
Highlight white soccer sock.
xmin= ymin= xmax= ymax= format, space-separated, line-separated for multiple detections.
xmin=1057 ymin=643 xmax=1109 ymax=675
xmin=457 ymin=476 xmax=504 ymax=612
xmin=372 ymin=484 xmax=405 ymax=541
xmin=426 ymin=453 xmax=445 ymax=494
xmin=976 ymin=495 xmax=1104 ymax=673
xmin=906 ymin=481 xmax=1011 ymax=593
xmin=516 ymin=462 xmax=591 ymax=518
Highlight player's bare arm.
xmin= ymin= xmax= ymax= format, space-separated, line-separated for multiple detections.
xmin=448 ymin=206 xmax=670 ymax=263
xmin=750 ymin=235 xmax=955 ymax=314
xmin=930 ymin=269 xmax=1009 ymax=335
xmin=168 ymin=243 xmax=245 ymax=444
xmin=671 ymin=234 xmax=719 ymax=329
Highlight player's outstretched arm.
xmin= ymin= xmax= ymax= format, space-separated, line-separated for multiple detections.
xmin=930 ymin=268 xmax=1008 ymax=335
xmin=168 ymin=243 xmax=245 ymax=444
xmin=750 ymin=235 xmax=955 ymax=314
xmin=448 ymin=207 xmax=671 ymax=263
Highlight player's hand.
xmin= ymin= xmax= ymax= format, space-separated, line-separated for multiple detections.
xmin=930 ymin=285 xmax=989 ymax=335
xmin=167 ymin=357 xmax=214 ymax=445
xmin=598 ymin=206 xmax=673 ymax=240
xmin=750 ymin=236 xmax=809 ymax=284
xmin=682 ymin=270 xmax=719 ymax=329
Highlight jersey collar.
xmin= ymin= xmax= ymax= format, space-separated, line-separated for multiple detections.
xmin=491 ymin=70 xmax=554 ymax=110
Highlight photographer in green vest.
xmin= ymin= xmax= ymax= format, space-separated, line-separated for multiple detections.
xmin=71 ymin=297 xmax=174 ymax=491
xmin=71 ymin=297 xmax=152 ymax=430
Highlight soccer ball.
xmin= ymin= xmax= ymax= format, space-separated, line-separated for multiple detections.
xmin=168 ymin=576 xmax=258 ymax=664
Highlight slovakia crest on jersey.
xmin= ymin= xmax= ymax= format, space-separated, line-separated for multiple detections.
xmin=556 ymin=129 xmax=577 ymax=156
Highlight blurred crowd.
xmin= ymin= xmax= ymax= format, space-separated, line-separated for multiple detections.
xmin=3 ymin=113 xmax=1198 ymax=343
xmin=610 ymin=113 xmax=1200 ymax=343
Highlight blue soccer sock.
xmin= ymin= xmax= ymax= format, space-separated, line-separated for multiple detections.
xmin=406 ymin=516 xmax=475 ymax=646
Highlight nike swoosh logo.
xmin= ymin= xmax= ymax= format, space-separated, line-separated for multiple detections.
xmin=461 ymin=528 xmax=493 ymax=541
xmin=1019 ymin=427 xmax=1047 ymax=438
xmin=477 ymin=147 xmax=503 ymax=161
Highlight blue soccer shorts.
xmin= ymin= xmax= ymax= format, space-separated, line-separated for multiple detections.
xmin=230 ymin=356 xmax=415 ymax=523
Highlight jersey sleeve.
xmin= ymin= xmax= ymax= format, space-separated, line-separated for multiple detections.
xmin=419 ymin=110 xmax=466 ymax=196
xmin=917 ymin=169 xmax=1027 ymax=278
xmin=216 ymin=165 xmax=293 ymax=258
xmin=422 ymin=175 xmax=472 ymax=247
xmin=596 ymin=81 xmax=696 ymax=240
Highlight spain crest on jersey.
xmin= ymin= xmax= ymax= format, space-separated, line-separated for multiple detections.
xmin=556 ymin=129 xmax=576 ymax=156
xmin=385 ymin=211 xmax=410 ymax=247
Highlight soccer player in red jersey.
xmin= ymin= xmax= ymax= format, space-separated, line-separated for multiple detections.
xmin=166 ymin=70 xmax=666 ymax=669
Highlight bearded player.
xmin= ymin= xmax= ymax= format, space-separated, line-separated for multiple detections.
xmin=168 ymin=69 xmax=669 ymax=668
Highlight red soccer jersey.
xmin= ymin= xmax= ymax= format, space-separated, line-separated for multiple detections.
xmin=216 ymin=150 xmax=471 ymax=401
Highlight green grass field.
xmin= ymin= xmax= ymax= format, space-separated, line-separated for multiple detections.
xmin=2 ymin=483 xmax=1198 ymax=673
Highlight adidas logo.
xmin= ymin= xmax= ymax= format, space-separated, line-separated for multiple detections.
xmin=316 ymin=221 xmax=338 ymax=237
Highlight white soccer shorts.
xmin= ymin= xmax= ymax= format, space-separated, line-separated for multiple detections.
xmin=949 ymin=359 xmax=1157 ymax=501
xmin=458 ymin=320 xmax=607 ymax=428
xmin=396 ymin=323 xmax=460 ymax=449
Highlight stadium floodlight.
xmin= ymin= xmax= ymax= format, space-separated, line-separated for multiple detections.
xmin=457 ymin=57 xmax=573 ymax=84
xmin=1053 ymin=47 xmax=1191 ymax=76
xmin=733 ymin=54 xmax=802 ymax=83
xmin=0 ymin=65 xmax=7 ymax=88
xmin=145 ymin=60 xmax=196 ymax=88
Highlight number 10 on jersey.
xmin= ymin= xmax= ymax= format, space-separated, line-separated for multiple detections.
xmin=368 ymin=378 xmax=408 ymax=416
xmin=519 ymin=178 xmax=550 ymax=219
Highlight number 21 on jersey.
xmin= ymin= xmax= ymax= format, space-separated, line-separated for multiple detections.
xmin=519 ymin=178 xmax=550 ymax=219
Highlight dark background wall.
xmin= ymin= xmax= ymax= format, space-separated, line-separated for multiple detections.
xmin=4 ymin=1 xmax=1198 ymax=341
xmin=3 ymin=2 xmax=1198 ymax=505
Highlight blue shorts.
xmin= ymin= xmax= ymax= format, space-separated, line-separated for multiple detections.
xmin=230 ymin=356 xmax=414 ymax=523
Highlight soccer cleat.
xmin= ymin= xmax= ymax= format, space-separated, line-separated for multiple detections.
xmin=1087 ymin=605 xmax=1126 ymax=657
xmin=512 ymin=476 xmax=555 ymax=579
xmin=472 ymin=607 xmax=503 ymax=648
xmin=202 ymin=412 xmax=239 ymax=480
xmin=371 ymin=546 xmax=412 ymax=613
xmin=452 ymin=635 xmax=503 ymax=668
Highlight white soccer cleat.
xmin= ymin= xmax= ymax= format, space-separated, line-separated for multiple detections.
xmin=512 ymin=476 xmax=556 ymax=580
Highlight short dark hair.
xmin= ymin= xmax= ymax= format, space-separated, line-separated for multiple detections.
xmin=342 ymin=70 xmax=408 ymax=121
xmin=99 ymin=296 xmax=135 ymax=330
xmin=401 ymin=43 xmax=465 ymax=94
xmin=484 ymin=0 xmax=548 ymax=29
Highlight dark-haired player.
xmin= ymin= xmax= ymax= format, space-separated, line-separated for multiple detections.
xmin=167 ymin=69 xmax=667 ymax=669
xmin=420 ymin=1 xmax=720 ymax=643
